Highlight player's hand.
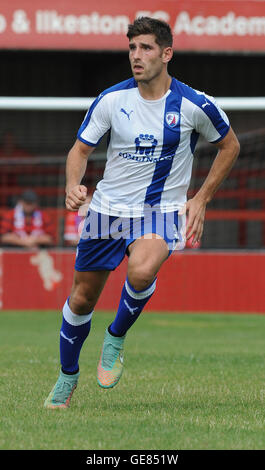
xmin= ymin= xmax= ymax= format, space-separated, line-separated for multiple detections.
xmin=65 ymin=185 xmax=87 ymax=211
xmin=185 ymin=196 xmax=207 ymax=246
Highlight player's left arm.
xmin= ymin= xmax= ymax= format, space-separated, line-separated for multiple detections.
xmin=185 ymin=127 xmax=240 ymax=244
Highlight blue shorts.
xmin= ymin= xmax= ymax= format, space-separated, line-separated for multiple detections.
xmin=75 ymin=208 xmax=184 ymax=272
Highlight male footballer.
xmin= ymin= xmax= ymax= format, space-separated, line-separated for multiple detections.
xmin=44 ymin=17 xmax=240 ymax=408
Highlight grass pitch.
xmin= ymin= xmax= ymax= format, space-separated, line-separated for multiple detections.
xmin=0 ymin=310 xmax=265 ymax=450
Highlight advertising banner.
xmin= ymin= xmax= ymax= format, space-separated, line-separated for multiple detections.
xmin=1 ymin=250 xmax=264 ymax=312
xmin=0 ymin=0 xmax=265 ymax=52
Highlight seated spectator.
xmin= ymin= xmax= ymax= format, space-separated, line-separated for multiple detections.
xmin=0 ymin=189 xmax=56 ymax=248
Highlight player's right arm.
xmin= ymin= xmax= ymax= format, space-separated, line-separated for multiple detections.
xmin=66 ymin=91 xmax=112 ymax=211
xmin=65 ymin=139 xmax=95 ymax=211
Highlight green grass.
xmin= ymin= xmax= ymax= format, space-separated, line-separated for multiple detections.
xmin=0 ymin=310 xmax=265 ymax=450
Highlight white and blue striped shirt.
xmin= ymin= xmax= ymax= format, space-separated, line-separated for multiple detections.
xmin=78 ymin=77 xmax=230 ymax=217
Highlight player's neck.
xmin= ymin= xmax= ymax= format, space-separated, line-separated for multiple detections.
xmin=137 ymin=73 xmax=172 ymax=101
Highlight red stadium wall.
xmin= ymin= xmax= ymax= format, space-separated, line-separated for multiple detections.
xmin=1 ymin=1 xmax=265 ymax=52
xmin=0 ymin=250 xmax=264 ymax=313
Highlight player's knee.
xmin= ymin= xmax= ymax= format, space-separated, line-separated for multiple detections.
xmin=69 ymin=286 xmax=96 ymax=315
xmin=128 ymin=264 xmax=155 ymax=291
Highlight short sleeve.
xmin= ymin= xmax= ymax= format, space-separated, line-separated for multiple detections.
xmin=77 ymin=94 xmax=112 ymax=146
xmin=192 ymin=93 xmax=230 ymax=143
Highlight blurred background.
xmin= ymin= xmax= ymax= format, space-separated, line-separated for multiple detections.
xmin=0 ymin=0 xmax=264 ymax=312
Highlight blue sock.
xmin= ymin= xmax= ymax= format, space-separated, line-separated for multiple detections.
xmin=110 ymin=277 xmax=157 ymax=337
xmin=60 ymin=299 xmax=93 ymax=374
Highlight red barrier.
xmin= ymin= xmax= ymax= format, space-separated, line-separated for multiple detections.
xmin=0 ymin=249 xmax=264 ymax=313
xmin=1 ymin=1 xmax=265 ymax=52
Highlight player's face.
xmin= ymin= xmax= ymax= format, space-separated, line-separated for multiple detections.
xmin=129 ymin=34 xmax=169 ymax=83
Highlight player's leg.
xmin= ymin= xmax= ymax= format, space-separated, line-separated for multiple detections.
xmin=59 ymin=269 xmax=110 ymax=374
xmin=110 ymin=235 xmax=168 ymax=334
xmin=44 ymin=269 xmax=109 ymax=408
xmin=97 ymin=236 xmax=169 ymax=388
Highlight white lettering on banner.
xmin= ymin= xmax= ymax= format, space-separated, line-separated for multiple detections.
xmin=174 ymin=11 xmax=265 ymax=36
xmin=192 ymin=16 xmax=204 ymax=35
xmin=12 ymin=10 xmax=30 ymax=34
xmin=0 ymin=8 xmax=264 ymax=41
xmin=0 ymin=15 xmax=6 ymax=33
xmin=35 ymin=10 xmax=129 ymax=35
xmin=135 ymin=10 xmax=170 ymax=22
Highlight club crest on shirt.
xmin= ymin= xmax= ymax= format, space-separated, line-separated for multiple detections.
xmin=135 ymin=134 xmax=157 ymax=156
xmin=165 ymin=112 xmax=179 ymax=128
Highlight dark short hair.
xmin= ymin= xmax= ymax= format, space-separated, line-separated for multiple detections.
xmin=127 ymin=17 xmax=173 ymax=48
xmin=21 ymin=189 xmax=38 ymax=203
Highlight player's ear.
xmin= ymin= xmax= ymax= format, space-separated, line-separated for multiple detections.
xmin=162 ymin=47 xmax=173 ymax=64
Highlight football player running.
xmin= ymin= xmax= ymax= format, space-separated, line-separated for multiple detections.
xmin=44 ymin=17 xmax=240 ymax=409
